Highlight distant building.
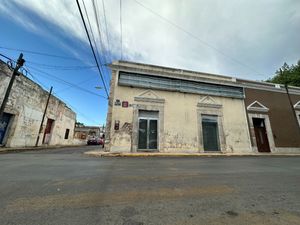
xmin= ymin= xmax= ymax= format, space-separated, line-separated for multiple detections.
xmin=0 ymin=60 xmax=76 ymax=148
xmin=74 ymin=125 xmax=105 ymax=144
xmin=105 ymin=61 xmax=300 ymax=153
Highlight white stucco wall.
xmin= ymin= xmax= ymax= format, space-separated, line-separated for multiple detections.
xmin=108 ymin=69 xmax=252 ymax=153
xmin=0 ymin=62 xmax=76 ymax=147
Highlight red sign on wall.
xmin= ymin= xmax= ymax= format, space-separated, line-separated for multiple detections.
xmin=122 ymin=101 xmax=128 ymax=108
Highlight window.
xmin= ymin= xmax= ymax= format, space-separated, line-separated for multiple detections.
xmin=64 ymin=129 xmax=70 ymax=139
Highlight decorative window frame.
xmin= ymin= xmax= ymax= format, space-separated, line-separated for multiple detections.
xmin=197 ymin=96 xmax=226 ymax=153
xmin=294 ymin=100 xmax=300 ymax=110
xmin=294 ymin=101 xmax=300 ymax=127
xmin=296 ymin=111 xmax=300 ymax=127
xmin=247 ymin=101 xmax=269 ymax=112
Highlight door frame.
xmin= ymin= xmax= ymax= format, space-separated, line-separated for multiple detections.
xmin=252 ymin=118 xmax=270 ymax=152
xmin=137 ymin=117 xmax=158 ymax=151
xmin=132 ymin=104 xmax=164 ymax=153
xmin=42 ymin=118 xmax=55 ymax=144
xmin=197 ymin=102 xmax=226 ymax=153
xmin=247 ymin=113 xmax=275 ymax=153
xmin=201 ymin=115 xmax=220 ymax=152
xmin=0 ymin=113 xmax=13 ymax=146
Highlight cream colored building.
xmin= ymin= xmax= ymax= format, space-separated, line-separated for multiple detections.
xmin=106 ymin=61 xmax=252 ymax=153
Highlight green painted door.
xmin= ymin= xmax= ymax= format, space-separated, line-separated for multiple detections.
xmin=202 ymin=115 xmax=220 ymax=151
xmin=138 ymin=119 xmax=148 ymax=149
xmin=138 ymin=110 xmax=158 ymax=151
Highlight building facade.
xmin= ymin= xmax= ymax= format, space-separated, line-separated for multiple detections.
xmin=0 ymin=60 xmax=76 ymax=148
xmin=237 ymin=79 xmax=300 ymax=153
xmin=106 ymin=61 xmax=253 ymax=153
xmin=106 ymin=61 xmax=300 ymax=154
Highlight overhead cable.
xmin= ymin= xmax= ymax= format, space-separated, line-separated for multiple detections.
xmin=76 ymin=0 xmax=109 ymax=98
xmin=133 ymin=0 xmax=264 ymax=76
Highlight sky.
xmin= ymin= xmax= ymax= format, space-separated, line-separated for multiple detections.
xmin=0 ymin=0 xmax=299 ymax=125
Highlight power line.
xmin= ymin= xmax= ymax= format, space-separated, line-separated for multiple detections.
xmin=76 ymin=0 xmax=109 ymax=98
xmin=53 ymin=92 xmax=100 ymax=125
xmin=55 ymin=76 xmax=98 ymax=94
xmin=0 ymin=53 xmax=13 ymax=62
xmin=120 ymin=0 xmax=123 ymax=60
xmin=101 ymin=0 xmax=112 ymax=62
xmin=26 ymin=65 xmax=107 ymax=99
xmin=24 ymin=65 xmax=51 ymax=90
xmin=133 ymin=0 xmax=264 ymax=76
xmin=92 ymin=0 xmax=110 ymax=64
xmin=0 ymin=53 xmax=103 ymax=124
xmin=1 ymin=53 xmax=97 ymax=71
xmin=83 ymin=0 xmax=110 ymax=89
xmin=26 ymin=60 xmax=96 ymax=68
xmin=0 ymin=46 xmax=80 ymax=60
xmin=26 ymin=61 xmax=97 ymax=71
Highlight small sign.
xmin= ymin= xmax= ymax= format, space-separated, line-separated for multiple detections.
xmin=122 ymin=101 xmax=129 ymax=108
xmin=114 ymin=120 xmax=120 ymax=130
xmin=114 ymin=99 xmax=121 ymax=106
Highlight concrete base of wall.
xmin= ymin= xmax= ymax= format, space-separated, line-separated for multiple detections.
xmin=0 ymin=144 xmax=85 ymax=154
xmin=85 ymin=150 xmax=300 ymax=157
xmin=273 ymin=147 xmax=300 ymax=153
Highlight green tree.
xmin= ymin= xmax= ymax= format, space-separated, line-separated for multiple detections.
xmin=267 ymin=60 xmax=300 ymax=87
xmin=75 ymin=121 xmax=85 ymax=127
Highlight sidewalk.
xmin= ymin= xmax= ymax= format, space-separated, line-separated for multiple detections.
xmin=0 ymin=145 xmax=85 ymax=154
xmin=84 ymin=150 xmax=300 ymax=157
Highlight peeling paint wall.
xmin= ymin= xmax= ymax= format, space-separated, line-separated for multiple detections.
xmin=0 ymin=61 xmax=76 ymax=147
xmin=107 ymin=63 xmax=252 ymax=153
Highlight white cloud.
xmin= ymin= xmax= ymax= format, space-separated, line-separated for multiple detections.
xmin=1 ymin=0 xmax=300 ymax=79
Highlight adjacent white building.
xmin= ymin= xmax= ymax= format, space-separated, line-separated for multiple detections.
xmin=0 ymin=60 xmax=76 ymax=148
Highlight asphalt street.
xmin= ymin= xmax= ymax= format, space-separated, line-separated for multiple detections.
xmin=1 ymin=146 xmax=300 ymax=225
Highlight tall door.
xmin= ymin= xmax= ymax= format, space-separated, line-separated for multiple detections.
xmin=202 ymin=115 xmax=220 ymax=151
xmin=253 ymin=118 xmax=270 ymax=152
xmin=43 ymin=119 xmax=54 ymax=144
xmin=138 ymin=119 xmax=148 ymax=149
xmin=138 ymin=110 xmax=158 ymax=151
xmin=0 ymin=113 xmax=12 ymax=145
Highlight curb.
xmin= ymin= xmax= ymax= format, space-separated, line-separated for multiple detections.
xmin=0 ymin=145 xmax=86 ymax=154
xmin=84 ymin=151 xmax=300 ymax=158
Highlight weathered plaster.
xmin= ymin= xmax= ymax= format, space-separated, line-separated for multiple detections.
xmin=0 ymin=61 xmax=76 ymax=147
xmin=108 ymin=67 xmax=252 ymax=153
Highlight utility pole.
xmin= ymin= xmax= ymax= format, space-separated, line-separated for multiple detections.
xmin=35 ymin=86 xmax=53 ymax=147
xmin=0 ymin=53 xmax=25 ymax=118
xmin=282 ymin=69 xmax=300 ymax=134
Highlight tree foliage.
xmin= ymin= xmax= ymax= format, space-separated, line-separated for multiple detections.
xmin=75 ymin=121 xmax=85 ymax=127
xmin=267 ymin=60 xmax=300 ymax=87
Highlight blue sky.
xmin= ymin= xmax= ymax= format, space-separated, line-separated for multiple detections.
xmin=1 ymin=0 xmax=300 ymax=125
xmin=0 ymin=1 xmax=114 ymax=126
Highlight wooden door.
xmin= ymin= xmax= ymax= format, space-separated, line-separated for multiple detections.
xmin=43 ymin=119 xmax=54 ymax=144
xmin=253 ymin=118 xmax=270 ymax=152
